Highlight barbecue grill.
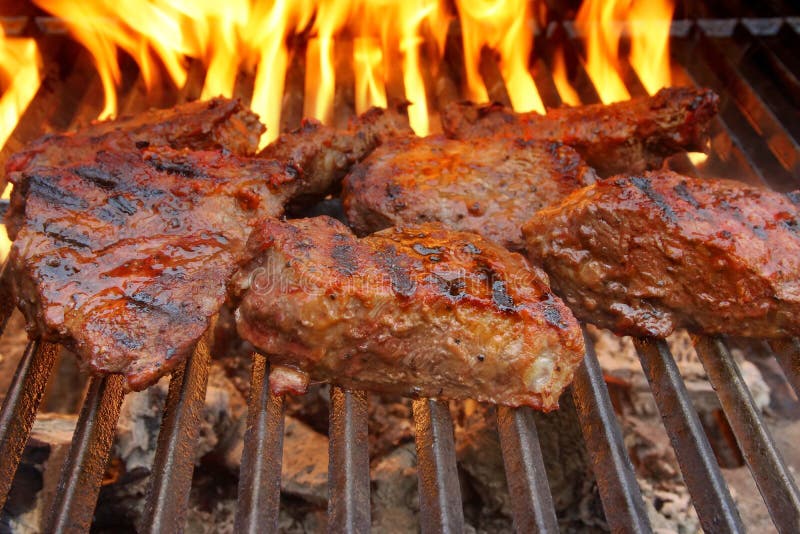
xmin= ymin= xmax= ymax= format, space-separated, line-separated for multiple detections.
xmin=1 ymin=1 xmax=799 ymax=532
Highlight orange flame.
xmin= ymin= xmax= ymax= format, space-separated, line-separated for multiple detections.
xmin=572 ymin=0 xmax=673 ymax=104
xmin=551 ymin=48 xmax=580 ymax=106
xmin=628 ymin=0 xmax=674 ymax=95
xmin=456 ymin=0 xmax=544 ymax=113
xmin=0 ymin=27 xmax=42 ymax=260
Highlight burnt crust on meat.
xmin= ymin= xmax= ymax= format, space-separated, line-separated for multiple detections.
xmin=441 ymin=87 xmax=719 ymax=177
xmin=342 ymin=135 xmax=596 ymax=250
xmin=230 ymin=216 xmax=585 ymax=410
xmin=5 ymin=97 xmax=264 ymax=190
xmin=259 ymin=104 xmax=412 ymax=202
xmin=7 ymin=147 xmax=327 ymax=391
xmin=522 ymin=171 xmax=800 ymax=338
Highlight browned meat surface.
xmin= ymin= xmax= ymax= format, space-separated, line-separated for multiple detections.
xmin=342 ymin=135 xmax=596 ymax=251
xmin=522 ymin=171 xmax=800 ymax=338
xmin=8 ymin=146 xmax=333 ymax=391
xmin=260 ymin=106 xmax=412 ymax=201
xmin=230 ymin=216 xmax=585 ymax=410
xmin=441 ymin=87 xmax=719 ymax=177
xmin=4 ymin=97 xmax=263 ymax=189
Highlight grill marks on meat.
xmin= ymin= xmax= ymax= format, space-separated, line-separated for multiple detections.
xmin=5 ymin=97 xmax=263 ymax=184
xmin=441 ymin=87 xmax=719 ymax=177
xmin=259 ymin=106 xmax=412 ymax=202
xmin=230 ymin=217 xmax=584 ymax=410
xmin=522 ymin=171 xmax=800 ymax=338
xmin=342 ymin=135 xmax=596 ymax=250
xmin=8 ymin=147 xmax=316 ymax=391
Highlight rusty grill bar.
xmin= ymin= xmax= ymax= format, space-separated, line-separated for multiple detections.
xmin=0 ymin=9 xmax=799 ymax=533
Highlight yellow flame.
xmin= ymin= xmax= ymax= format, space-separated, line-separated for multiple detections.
xmin=354 ymin=37 xmax=387 ymax=114
xmin=551 ymin=47 xmax=580 ymax=106
xmin=687 ymin=152 xmax=709 ymax=166
xmin=304 ymin=1 xmax=353 ymax=124
xmin=574 ymin=0 xmax=674 ymax=102
xmin=575 ymin=0 xmax=630 ymax=103
xmin=628 ymin=0 xmax=674 ymax=94
xmin=400 ymin=1 xmax=438 ymax=135
xmin=0 ymin=28 xmax=42 ymax=260
xmin=456 ymin=0 xmax=544 ymax=113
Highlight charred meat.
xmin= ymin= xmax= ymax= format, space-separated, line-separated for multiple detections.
xmin=441 ymin=87 xmax=719 ymax=177
xmin=260 ymin=105 xmax=412 ymax=202
xmin=522 ymin=172 xmax=800 ymax=338
xmin=231 ymin=216 xmax=585 ymax=410
xmin=8 ymin=146 xmax=332 ymax=391
xmin=5 ymin=97 xmax=263 ymax=187
xmin=342 ymin=135 xmax=596 ymax=251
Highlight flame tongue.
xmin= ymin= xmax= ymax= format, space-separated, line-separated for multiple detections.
xmin=572 ymin=0 xmax=674 ymax=104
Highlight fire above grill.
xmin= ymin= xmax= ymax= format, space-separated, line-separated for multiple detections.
xmin=1 ymin=0 xmax=800 ymax=533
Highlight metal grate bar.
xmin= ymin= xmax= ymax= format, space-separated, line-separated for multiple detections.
xmin=141 ymin=327 xmax=213 ymax=533
xmin=0 ymin=339 xmax=57 ymax=509
xmin=693 ymin=336 xmax=800 ymax=533
xmin=328 ymin=387 xmax=371 ymax=533
xmin=769 ymin=339 xmax=800 ymax=399
xmin=0 ymin=263 xmax=15 ymax=336
xmin=44 ymin=374 xmax=125 ymax=533
xmin=633 ymin=338 xmax=744 ymax=533
xmin=496 ymin=406 xmax=559 ymax=533
xmin=572 ymin=327 xmax=652 ymax=534
xmin=412 ymin=398 xmax=464 ymax=533
xmin=234 ymin=354 xmax=285 ymax=534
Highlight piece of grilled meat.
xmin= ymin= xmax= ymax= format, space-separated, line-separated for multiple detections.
xmin=8 ymin=146 xmax=334 ymax=391
xmin=260 ymin=105 xmax=412 ymax=204
xmin=522 ymin=172 xmax=800 ymax=338
xmin=230 ymin=216 xmax=585 ymax=410
xmin=342 ymin=135 xmax=596 ymax=250
xmin=4 ymin=97 xmax=263 ymax=190
xmin=441 ymin=87 xmax=719 ymax=177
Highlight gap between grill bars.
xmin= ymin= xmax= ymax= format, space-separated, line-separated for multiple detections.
xmin=0 ymin=13 xmax=799 ymax=534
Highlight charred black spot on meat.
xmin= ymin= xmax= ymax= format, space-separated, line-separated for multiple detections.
xmin=781 ymin=218 xmax=800 ymax=236
xmin=332 ymin=244 xmax=357 ymax=275
xmin=631 ymin=176 xmax=678 ymax=223
xmin=786 ymin=191 xmax=800 ymax=206
xmin=28 ymin=174 xmax=89 ymax=211
xmin=719 ymin=200 xmax=768 ymax=240
xmin=379 ymin=247 xmax=416 ymax=297
xmin=147 ymin=157 xmax=204 ymax=178
xmin=43 ymin=224 xmax=92 ymax=248
xmin=673 ymin=181 xmax=701 ymax=208
xmin=426 ymin=273 xmax=466 ymax=301
xmin=135 ymin=140 xmax=150 ymax=149
xmin=74 ymin=165 xmax=119 ymax=189
xmin=463 ymin=243 xmax=482 ymax=255
xmin=108 ymin=195 xmax=138 ymax=216
xmin=112 ymin=330 xmax=144 ymax=351
xmin=412 ymin=243 xmax=445 ymax=256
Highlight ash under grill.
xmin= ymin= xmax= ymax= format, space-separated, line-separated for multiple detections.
xmin=1 ymin=4 xmax=800 ymax=533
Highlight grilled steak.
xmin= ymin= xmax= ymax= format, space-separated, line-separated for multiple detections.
xmin=8 ymin=147 xmax=332 ymax=391
xmin=260 ymin=105 xmax=412 ymax=202
xmin=441 ymin=87 xmax=719 ymax=177
xmin=230 ymin=216 xmax=585 ymax=410
xmin=342 ymin=135 xmax=596 ymax=250
xmin=522 ymin=172 xmax=800 ymax=338
xmin=4 ymin=97 xmax=263 ymax=189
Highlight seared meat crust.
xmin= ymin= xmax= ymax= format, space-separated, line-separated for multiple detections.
xmin=5 ymin=97 xmax=263 ymax=189
xmin=342 ymin=135 xmax=596 ymax=250
xmin=231 ymin=217 xmax=585 ymax=410
xmin=523 ymin=172 xmax=800 ymax=338
xmin=8 ymin=147 xmax=320 ymax=390
xmin=441 ymin=87 xmax=719 ymax=177
xmin=260 ymin=106 xmax=412 ymax=201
